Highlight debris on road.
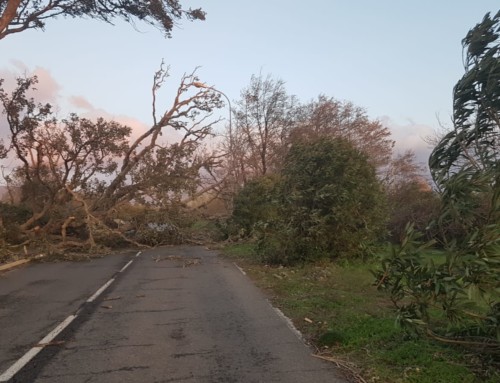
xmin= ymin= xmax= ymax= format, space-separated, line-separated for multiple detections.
xmin=152 ymin=255 xmax=201 ymax=268
xmin=103 ymin=296 xmax=121 ymax=301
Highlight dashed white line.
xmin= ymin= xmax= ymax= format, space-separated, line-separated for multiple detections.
xmin=86 ymin=278 xmax=115 ymax=303
xmin=0 ymin=315 xmax=76 ymax=382
xmin=0 ymin=254 xmax=141 ymax=381
xmin=136 ymin=251 xmax=142 ymax=257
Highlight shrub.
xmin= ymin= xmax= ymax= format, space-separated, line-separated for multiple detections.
xmin=256 ymin=138 xmax=387 ymax=264
xmin=231 ymin=175 xmax=281 ymax=237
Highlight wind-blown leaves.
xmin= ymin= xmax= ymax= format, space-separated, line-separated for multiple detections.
xmin=430 ymin=11 xmax=500 ymax=186
xmin=377 ymin=12 xmax=500 ymax=357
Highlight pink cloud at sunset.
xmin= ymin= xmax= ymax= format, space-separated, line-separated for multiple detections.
xmin=0 ymin=61 xmax=61 ymax=104
xmin=68 ymin=94 xmax=150 ymax=141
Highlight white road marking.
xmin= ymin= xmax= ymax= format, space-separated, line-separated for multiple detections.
xmin=233 ymin=262 xmax=247 ymax=276
xmin=270 ymin=304 xmax=304 ymax=341
xmin=119 ymin=260 xmax=134 ymax=273
xmin=232 ymin=260 xmax=302 ymax=340
xmin=0 ymin=253 xmax=140 ymax=381
xmin=0 ymin=315 xmax=76 ymax=382
xmin=86 ymin=278 xmax=115 ymax=303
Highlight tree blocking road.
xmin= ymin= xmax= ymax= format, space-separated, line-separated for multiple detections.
xmin=0 ymin=247 xmax=347 ymax=382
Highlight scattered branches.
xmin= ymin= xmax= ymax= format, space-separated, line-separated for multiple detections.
xmin=0 ymin=64 xmax=223 ymax=250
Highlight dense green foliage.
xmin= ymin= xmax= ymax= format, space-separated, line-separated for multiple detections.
xmin=376 ymin=12 xmax=500 ymax=358
xmin=430 ymin=11 xmax=500 ymax=184
xmin=386 ymin=181 xmax=440 ymax=242
xmin=231 ymin=175 xmax=281 ymax=236
xmin=0 ymin=202 xmax=32 ymax=244
xmin=233 ymin=138 xmax=388 ymax=264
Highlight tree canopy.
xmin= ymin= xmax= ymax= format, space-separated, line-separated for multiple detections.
xmin=238 ymin=138 xmax=387 ymax=265
xmin=292 ymin=96 xmax=394 ymax=169
xmin=0 ymin=0 xmax=205 ymax=40
xmin=429 ymin=11 xmax=500 ymax=185
xmin=377 ymin=11 xmax=500 ymax=354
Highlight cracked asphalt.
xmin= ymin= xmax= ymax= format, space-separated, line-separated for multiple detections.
xmin=0 ymin=246 xmax=347 ymax=382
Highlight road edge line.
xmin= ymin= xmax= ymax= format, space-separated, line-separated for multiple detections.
xmin=233 ymin=262 xmax=247 ymax=276
xmin=270 ymin=304 xmax=304 ymax=341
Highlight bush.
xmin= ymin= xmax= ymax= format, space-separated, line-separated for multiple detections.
xmin=386 ymin=181 xmax=440 ymax=242
xmin=0 ymin=202 xmax=32 ymax=244
xmin=0 ymin=202 xmax=32 ymax=224
xmin=255 ymin=138 xmax=387 ymax=264
xmin=231 ymin=175 xmax=281 ymax=237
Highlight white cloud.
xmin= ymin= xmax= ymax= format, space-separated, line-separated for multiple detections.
xmin=380 ymin=116 xmax=435 ymax=166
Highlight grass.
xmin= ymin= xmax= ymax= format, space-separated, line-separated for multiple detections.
xmin=221 ymin=242 xmax=498 ymax=383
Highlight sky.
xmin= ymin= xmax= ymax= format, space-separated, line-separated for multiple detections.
xmin=1 ymin=1 xmax=499 ymax=167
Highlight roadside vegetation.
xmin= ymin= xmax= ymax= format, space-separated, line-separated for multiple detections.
xmin=222 ymin=243 xmax=498 ymax=383
xmin=219 ymin=12 xmax=499 ymax=382
xmin=0 ymin=5 xmax=498 ymax=383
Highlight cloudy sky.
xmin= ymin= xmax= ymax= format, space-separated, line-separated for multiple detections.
xmin=1 ymin=1 xmax=499 ymax=167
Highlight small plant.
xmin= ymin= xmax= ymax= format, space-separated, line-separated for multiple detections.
xmin=375 ymin=218 xmax=499 ymax=356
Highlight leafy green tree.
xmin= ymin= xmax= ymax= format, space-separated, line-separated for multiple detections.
xmin=430 ymin=11 xmax=499 ymax=184
xmin=257 ymin=138 xmax=387 ymax=264
xmin=231 ymin=175 xmax=281 ymax=236
xmin=0 ymin=0 xmax=205 ymax=40
xmin=428 ymin=11 xmax=499 ymax=266
xmin=376 ymin=12 xmax=500 ymax=355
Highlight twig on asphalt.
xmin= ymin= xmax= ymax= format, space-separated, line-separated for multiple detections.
xmin=103 ymin=296 xmax=121 ymax=301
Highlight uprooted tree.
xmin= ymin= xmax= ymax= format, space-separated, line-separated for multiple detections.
xmin=375 ymin=11 xmax=499 ymax=356
xmin=0 ymin=0 xmax=205 ymax=40
xmin=0 ymin=64 xmax=224 ymax=250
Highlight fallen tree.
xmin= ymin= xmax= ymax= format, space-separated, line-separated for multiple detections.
xmin=0 ymin=63 xmax=224 ymax=251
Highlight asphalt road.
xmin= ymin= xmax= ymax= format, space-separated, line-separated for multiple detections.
xmin=0 ymin=246 xmax=347 ymax=382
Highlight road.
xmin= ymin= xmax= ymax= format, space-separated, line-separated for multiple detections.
xmin=0 ymin=246 xmax=347 ymax=382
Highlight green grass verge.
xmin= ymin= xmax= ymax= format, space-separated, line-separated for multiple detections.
xmin=221 ymin=242 xmax=498 ymax=383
